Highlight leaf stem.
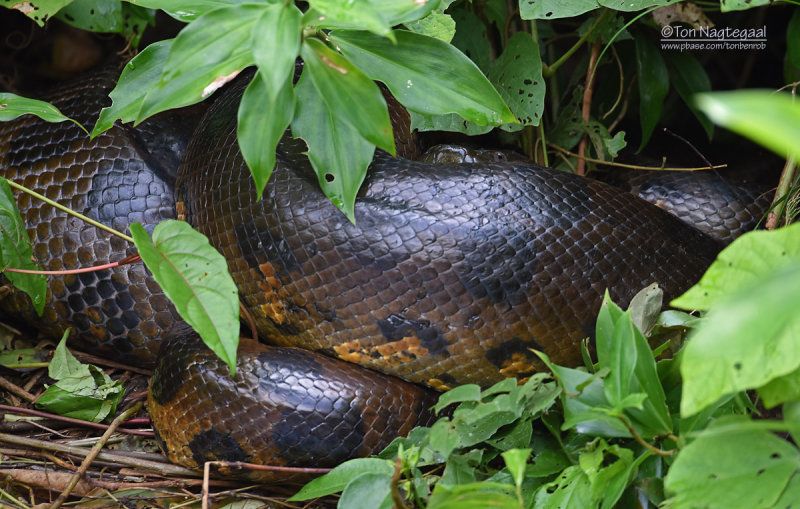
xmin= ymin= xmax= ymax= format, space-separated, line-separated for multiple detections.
xmin=5 ymin=255 xmax=141 ymax=275
xmin=618 ymin=416 xmax=674 ymax=457
xmin=5 ymin=179 xmax=134 ymax=243
xmin=542 ymin=9 xmax=608 ymax=78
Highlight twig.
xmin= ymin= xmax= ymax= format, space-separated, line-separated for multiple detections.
xmin=49 ymin=402 xmax=142 ymax=508
xmin=0 ymin=377 xmax=36 ymax=402
xmin=239 ymin=301 xmax=259 ymax=342
xmin=0 ymin=432 xmax=198 ymax=476
xmin=0 ymin=405 xmax=152 ymax=437
xmin=662 ymin=128 xmax=715 ymax=170
xmin=548 ymin=143 xmax=728 ymax=171
xmin=69 ymin=350 xmax=152 ymax=376
xmin=576 ymin=37 xmax=602 ymax=176
xmin=5 ymin=180 xmax=134 ymax=243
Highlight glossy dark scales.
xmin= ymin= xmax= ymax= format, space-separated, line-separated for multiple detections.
xmin=177 ymin=75 xmax=723 ymax=392
xmin=0 ymin=70 xmax=182 ymax=365
xmin=147 ymin=332 xmax=439 ymax=479
xmin=599 ymin=169 xmax=771 ymax=244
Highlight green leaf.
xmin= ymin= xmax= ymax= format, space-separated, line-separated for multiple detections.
xmin=663 ymin=417 xmax=800 ymax=508
xmin=758 ymin=366 xmax=800 ymax=409
xmin=236 ymin=72 xmax=295 ymax=199
xmin=251 ymin=2 xmax=301 ymax=103
xmin=635 ymin=34 xmax=669 ymax=150
xmin=0 ymin=93 xmax=84 ymax=132
xmin=450 ymin=7 xmax=490 ymax=73
xmin=598 ymin=0 xmax=674 ymax=11
xmin=409 ymin=112 xmax=494 ymax=135
xmin=369 ymin=0 xmax=441 ymax=25
xmin=404 ymin=11 xmax=455 ymax=43
xmin=428 ymin=483 xmax=519 ymax=509
xmin=719 ymin=0 xmax=770 ymax=11
xmin=694 ymin=90 xmax=800 ymax=161
xmin=338 ymin=472 xmax=393 ymax=509
xmin=673 ymin=223 xmax=800 ymax=311
xmin=2 ymin=0 xmax=73 ymax=25
xmin=787 ymin=9 xmax=800 ymax=69
xmin=487 ymin=32 xmax=545 ymax=128
xmin=329 ymin=30 xmax=516 ymax=126
xmin=300 ymin=38 xmax=394 ymax=155
xmin=125 ymin=0 xmax=242 ymax=21
xmin=0 ymin=178 xmax=46 ymax=315
xmin=433 ymin=384 xmax=482 ymax=414
xmin=92 ymin=39 xmax=173 ymax=137
xmin=291 ymin=69 xmax=374 ymax=222
xmin=137 ymin=3 xmax=261 ymax=121
xmin=680 ymin=261 xmax=800 ymax=416
xmin=502 ymin=448 xmax=531 ymax=487
xmin=289 ymin=458 xmax=394 ymax=501
xmin=627 ymin=282 xmax=662 ymax=334
xmin=666 ymin=52 xmax=713 ymax=139
xmin=55 ymin=0 xmax=123 ymax=33
xmin=130 ymin=220 xmax=239 ymax=374
xmin=520 ymin=0 xmax=598 ymax=20
xmin=35 ymin=331 xmax=124 ymax=422
xmin=305 ymin=0 xmax=391 ymax=39
xmin=533 ymin=465 xmax=595 ymax=508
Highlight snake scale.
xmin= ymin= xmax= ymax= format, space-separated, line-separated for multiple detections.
xmin=0 ymin=68 xmax=763 ymax=479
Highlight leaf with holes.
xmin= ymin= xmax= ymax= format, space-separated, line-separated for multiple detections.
xmin=291 ymin=67 xmax=375 ymax=223
xmin=130 ymin=220 xmax=239 ymax=373
xmin=663 ymin=416 xmax=800 ymax=508
xmin=0 ymin=178 xmax=46 ymax=316
xmin=137 ymin=3 xmax=261 ymax=121
xmin=487 ymin=32 xmax=545 ymax=129
xmin=519 ymin=0 xmax=597 ymax=20
xmin=2 ymin=0 xmax=74 ymax=26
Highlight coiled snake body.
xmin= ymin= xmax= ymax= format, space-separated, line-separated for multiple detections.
xmin=0 ymin=70 xmax=759 ymax=478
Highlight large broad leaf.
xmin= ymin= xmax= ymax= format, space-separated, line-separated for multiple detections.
xmin=679 ymin=261 xmax=800 ymax=417
xmin=126 ymin=0 xmax=244 ymax=21
xmin=92 ymin=39 xmax=173 ymax=136
xmin=329 ymin=30 xmax=516 ymax=126
xmin=666 ymin=52 xmax=713 ymax=139
xmin=291 ymin=71 xmax=374 ymax=223
xmin=130 ymin=220 xmax=239 ymax=373
xmin=519 ymin=0 xmax=598 ymax=20
xmin=251 ymin=2 xmax=301 ymax=103
xmin=673 ymin=224 xmax=800 ymax=311
xmin=55 ymin=1 xmax=154 ymax=46
xmin=137 ymin=3 xmax=261 ymax=121
xmin=304 ymin=0 xmax=392 ymax=39
xmin=237 ymin=72 xmax=295 ymax=199
xmin=598 ymin=0 xmax=674 ymax=11
xmin=663 ymin=417 xmax=800 ymax=508
xmin=719 ymin=0 xmax=770 ymax=11
xmin=2 ymin=0 xmax=74 ymax=26
xmin=300 ymin=38 xmax=394 ymax=155
xmin=635 ymin=35 xmax=668 ymax=150
xmin=694 ymin=90 xmax=800 ymax=161
xmin=487 ymin=32 xmax=545 ymax=129
xmin=0 ymin=179 xmax=46 ymax=316
xmin=288 ymin=458 xmax=394 ymax=501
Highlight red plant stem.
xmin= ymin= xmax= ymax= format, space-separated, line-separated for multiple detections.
xmin=4 ymin=255 xmax=141 ymax=275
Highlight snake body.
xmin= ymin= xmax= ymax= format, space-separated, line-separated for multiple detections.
xmin=0 ymin=70 xmax=749 ymax=477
